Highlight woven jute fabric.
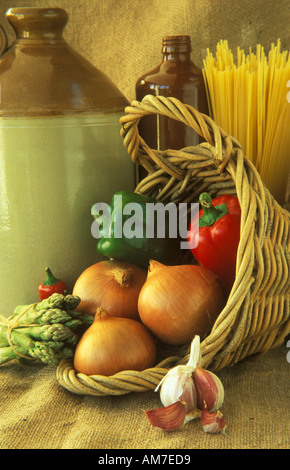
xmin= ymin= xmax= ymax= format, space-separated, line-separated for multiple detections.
xmin=0 ymin=344 xmax=289 ymax=449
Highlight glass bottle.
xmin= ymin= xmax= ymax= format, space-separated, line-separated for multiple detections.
xmin=0 ymin=8 xmax=134 ymax=315
xmin=136 ymin=35 xmax=209 ymax=157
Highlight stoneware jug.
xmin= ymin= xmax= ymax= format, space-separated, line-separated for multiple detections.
xmin=0 ymin=7 xmax=134 ymax=315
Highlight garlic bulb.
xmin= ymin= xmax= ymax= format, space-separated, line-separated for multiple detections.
xmin=145 ymin=335 xmax=226 ymax=433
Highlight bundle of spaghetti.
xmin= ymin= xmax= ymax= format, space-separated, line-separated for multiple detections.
xmin=202 ymin=39 xmax=290 ymax=205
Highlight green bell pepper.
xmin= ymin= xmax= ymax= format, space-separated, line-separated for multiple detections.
xmin=93 ymin=190 xmax=186 ymax=269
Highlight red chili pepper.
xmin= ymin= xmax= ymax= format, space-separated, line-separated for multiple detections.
xmin=187 ymin=192 xmax=241 ymax=294
xmin=38 ymin=267 xmax=67 ymax=300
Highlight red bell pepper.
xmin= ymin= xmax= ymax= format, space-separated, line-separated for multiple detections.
xmin=187 ymin=192 xmax=241 ymax=294
xmin=38 ymin=267 xmax=67 ymax=300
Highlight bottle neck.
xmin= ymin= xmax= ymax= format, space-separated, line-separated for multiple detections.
xmin=6 ymin=7 xmax=67 ymax=41
xmin=162 ymin=35 xmax=192 ymax=62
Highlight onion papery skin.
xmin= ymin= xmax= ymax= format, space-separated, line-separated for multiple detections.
xmin=138 ymin=261 xmax=225 ymax=345
xmin=73 ymin=308 xmax=157 ymax=376
xmin=72 ymin=259 xmax=147 ymax=321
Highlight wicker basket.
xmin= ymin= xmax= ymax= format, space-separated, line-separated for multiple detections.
xmin=57 ymin=95 xmax=290 ymax=396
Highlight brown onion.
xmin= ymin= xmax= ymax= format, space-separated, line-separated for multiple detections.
xmin=138 ymin=260 xmax=225 ymax=345
xmin=72 ymin=259 xmax=147 ymax=320
xmin=73 ymin=308 xmax=157 ymax=376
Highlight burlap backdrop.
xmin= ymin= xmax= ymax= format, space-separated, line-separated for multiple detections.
xmin=0 ymin=0 xmax=289 ymax=450
xmin=0 ymin=346 xmax=289 ymax=449
xmin=0 ymin=0 xmax=289 ymax=102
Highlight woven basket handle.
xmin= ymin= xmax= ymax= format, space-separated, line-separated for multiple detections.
xmin=120 ymin=95 xmax=238 ymax=179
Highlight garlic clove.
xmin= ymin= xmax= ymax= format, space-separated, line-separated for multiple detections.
xmin=201 ymin=408 xmax=227 ymax=434
xmin=145 ymin=400 xmax=187 ymax=431
xmin=193 ymin=365 xmax=224 ymax=412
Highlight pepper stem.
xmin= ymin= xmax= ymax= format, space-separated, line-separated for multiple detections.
xmin=199 ymin=193 xmax=228 ymax=228
xmin=43 ymin=267 xmax=60 ymax=287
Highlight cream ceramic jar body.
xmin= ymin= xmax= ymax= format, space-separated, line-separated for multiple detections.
xmin=0 ymin=113 xmax=134 ymax=315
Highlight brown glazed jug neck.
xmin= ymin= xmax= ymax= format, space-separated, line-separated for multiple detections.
xmin=6 ymin=7 xmax=68 ymax=41
xmin=0 ymin=7 xmax=128 ymax=117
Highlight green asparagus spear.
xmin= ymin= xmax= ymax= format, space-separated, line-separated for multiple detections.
xmin=12 ymin=293 xmax=81 ymax=316
xmin=15 ymin=323 xmax=78 ymax=342
xmin=27 ymin=341 xmax=74 ymax=364
xmin=0 ymin=346 xmax=32 ymax=364
xmin=0 ymin=328 xmax=35 ymax=349
xmin=35 ymin=293 xmax=81 ymax=311
xmin=11 ymin=296 xmax=93 ymax=330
